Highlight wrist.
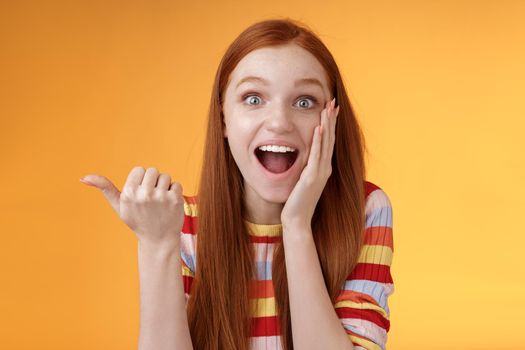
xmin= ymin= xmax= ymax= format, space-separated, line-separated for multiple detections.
xmin=281 ymin=218 xmax=311 ymax=232
xmin=138 ymin=238 xmax=180 ymax=258
xmin=282 ymin=220 xmax=312 ymax=238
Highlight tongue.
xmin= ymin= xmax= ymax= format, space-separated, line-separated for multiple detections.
xmin=259 ymin=152 xmax=291 ymax=173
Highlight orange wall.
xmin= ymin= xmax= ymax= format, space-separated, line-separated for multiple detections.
xmin=1 ymin=0 xmax=524 ymax=349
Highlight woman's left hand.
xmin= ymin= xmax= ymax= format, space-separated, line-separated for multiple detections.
xmin=281 ymin=97 xmax=340 ymax=230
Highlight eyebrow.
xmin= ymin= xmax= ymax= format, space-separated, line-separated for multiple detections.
xmin=235 ymin=76 xmax=324 ymax=90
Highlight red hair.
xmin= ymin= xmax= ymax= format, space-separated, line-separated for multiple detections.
xmin=187 ymin=17 xmax=368 ymax=350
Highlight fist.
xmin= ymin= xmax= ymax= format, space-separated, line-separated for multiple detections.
xmin=80 ymin=166 xmax=185 ymax=247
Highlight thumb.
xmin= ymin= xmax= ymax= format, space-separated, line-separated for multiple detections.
xmin=80 ymin=174 xmax=121 ymax=215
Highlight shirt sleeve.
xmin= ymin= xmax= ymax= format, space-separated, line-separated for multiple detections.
xmin=180 ymin=195 xmax=197 ymax=306
xmin=180 ymin=238 xmax=195 ymax=281
xmin=334 ymin=187 xmax=394 ymax=350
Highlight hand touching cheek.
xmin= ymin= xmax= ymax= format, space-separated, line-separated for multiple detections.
xmin=280 ymin=97 xmax=340 ymax=230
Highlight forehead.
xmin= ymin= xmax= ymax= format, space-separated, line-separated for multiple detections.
xmin=228 ymin=44 xmax=329 ymax=90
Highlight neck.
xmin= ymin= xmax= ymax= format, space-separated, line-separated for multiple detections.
xmin=243 ymin=188 xmax=284 ymax=225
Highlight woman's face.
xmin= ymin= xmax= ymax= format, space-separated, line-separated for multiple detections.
xmin=222 ymin=43 xmax=332 ymax=206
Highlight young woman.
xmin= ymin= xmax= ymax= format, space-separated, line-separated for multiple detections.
xmin=80 ymin=18 xmax=394 ymax=350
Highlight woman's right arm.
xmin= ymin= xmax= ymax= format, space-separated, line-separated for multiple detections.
xmin=80 ymin=166 xmax=194 ymax=350
xmin=137 ymin=240 xmax=193 ymax=350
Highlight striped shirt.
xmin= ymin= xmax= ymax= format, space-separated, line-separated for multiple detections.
xmin=179 ymin=181 xmax=394 ymax=350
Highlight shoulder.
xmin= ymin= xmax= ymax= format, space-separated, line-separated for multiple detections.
xmin=181 ymin=194 xmax=199 ymax=235
xmin=363 ymin=180 xmax=393 ymax=255
xmin=364 ymin=181 xmax=393 ymax=229
xmin=180 ymin=195 xmax=198 ymax=282
xmin=182 ymin=194 xmax=198 ymax=217
xmin=364 ymin=181 xmax=392 ymax=207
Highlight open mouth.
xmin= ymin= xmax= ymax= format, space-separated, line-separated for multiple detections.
xmin=254 ymin=148 xmax=298 ymax=174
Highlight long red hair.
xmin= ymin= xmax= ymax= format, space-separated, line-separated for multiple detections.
xmin=186 ymin=17 xmax=368 ymax=350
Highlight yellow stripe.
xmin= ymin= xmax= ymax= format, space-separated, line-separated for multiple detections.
xmin=334 ymin=300 xmax=389 ymax=320
xmin=250 ymin=296 xmax=277 ymax=317
xmin=244 ymin=221 xmax=283 ymax=237
xmin=181 ymin=265 xmax=194 ymax=277
xmin=183 ymin=202 xmax=198 ymax=217
xmin=348 ymin=334 xmax=382 ymax=350
xmin=357 ymin=244 xmax=393 ymax=266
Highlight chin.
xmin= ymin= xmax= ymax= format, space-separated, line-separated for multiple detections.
xmin=258 ymin=186 xmax=292 ymax=204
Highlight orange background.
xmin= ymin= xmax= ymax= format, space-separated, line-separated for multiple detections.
xmin=1 ymin=0 xmax=524 ymax=349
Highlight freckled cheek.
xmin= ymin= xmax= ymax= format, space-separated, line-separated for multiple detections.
xmin=231 ymin=116 xmax=260 ymax=137
xmin=226 ymin=114 xmax=252 ymax=132
xmin=226 ymin=123 xmax=257 ymax=156
xmin=307 ymin=120 xmax=320 ymax=139
xmin=300 ymin=123 xmax=319 ymax=154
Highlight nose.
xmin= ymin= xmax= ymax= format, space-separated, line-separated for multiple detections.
xmin=264 ymin=103 xmax=294 ymax=134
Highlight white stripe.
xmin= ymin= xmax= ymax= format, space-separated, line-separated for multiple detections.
xmin=343 ymin=280 xmax=394 ymax=313
xmin=180 ymin=232 xmax=196 ymax=256
xmin=180 ymin=232 xmax=197 ymax=273
xmin=341 ymin=317 xmax=387 ymax=348
xmin=249 ymin=335 xmax=283 ymax=350
xmin=253 ymin=242 xmax=277 ymax=262
xmin=365 ymin=189 xmax=393 ymax=228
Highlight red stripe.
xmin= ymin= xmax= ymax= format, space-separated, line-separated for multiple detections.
xmin=250 ymin=316 xmax=281 ymax=337
xmin=182 ymin=195 xmax=198 ymax=234
xmin=182 ymin=214 xmax=197 ymax=234
xmin=249 ymin=280 xmax=275 ymax=298
xmin=183 ymin=195 xmax=198 ymax=205
xmin=182 ymin=275 xmax=193 ymax=294
xmin=336 ymin=290 xmax=381 ymax=306
xmin=249 ymin=235 xmax=282 ymax=244
xmin=364 ymin=181 xmax=381 ymax=197
xmin=336 ymin=307 xmax=390 ymax=331
xmin=364 ymin=226 xmax=393 ymax=250
xmin=347 ymin=263 xmax=393 ymax=283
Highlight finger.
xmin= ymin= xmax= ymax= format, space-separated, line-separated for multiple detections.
xmin=141 ymin=167 xmax=160 ymax=189
xmin=124 ymin=166 xmax=145 ymax=192
xmin=329 ymin=100 xmax=338 ymax=151
xmin=156 ymin=173 xmax=172 ymax=191
xmin=80 ymin=174 xmax=121 ymax=215
xmin=168 ymin=181 xmax=182 ymax=194
xmin=320 ymin=99 xmax=330 ymax=134
xmin=322 ymin=101 xmax=331 ymax=161
xmin=331 ymin=105 xmax=340 ymax=150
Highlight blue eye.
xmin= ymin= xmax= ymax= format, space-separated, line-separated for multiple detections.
xmin=242 ymin=94 xmax=318 ymax=108
xmin=244 ymin=95 xmax=262 ymax=105
xmin=297 ymin=97 xmax=317 ymax=108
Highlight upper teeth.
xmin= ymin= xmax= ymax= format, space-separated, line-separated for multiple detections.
xmin=258 ymin=145 xmax=296 ymax=153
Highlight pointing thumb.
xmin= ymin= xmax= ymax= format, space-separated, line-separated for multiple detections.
xmin=80 ymin=175 xmax=121 ymax=215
